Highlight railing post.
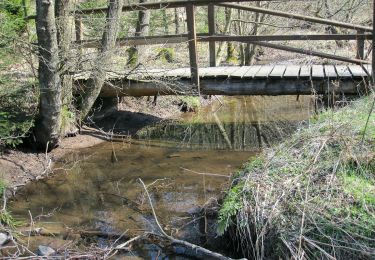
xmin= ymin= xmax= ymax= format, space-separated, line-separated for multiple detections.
xmin=75 ymin=15 xmax=83 ymax=69
xmin=356 ymin=29 xmax=365 ymax=60
xmin=186 ymin=3 xmax=200 ymax=93
xmin=208 ymin=4 xmax=216 ymax=67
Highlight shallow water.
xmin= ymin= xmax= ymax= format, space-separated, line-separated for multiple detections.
xmin=10 ymin=96 xmax=313 ymax=257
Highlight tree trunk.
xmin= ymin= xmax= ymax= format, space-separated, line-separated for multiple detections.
xmin=174 ymin=8 xmax=181 ymax=34
xmin=79 ymin=0 xmax=124 ymax=119
xmin=225 ymin=7 xmax=235 ymax=63
xmin=127 ymin=0 xmax=150 ymax=65
xmin=35 ymin=0 xmax=62 ymax=149
xmin=162 ymin=9 xmax=169 ymax=34
xmin=245 ymin=2 xmax=262 ymax=65
xmin=56 ymin=0 xmax=76 ymax=134
xmin=216 ymin=8 xmax=232 ymax=65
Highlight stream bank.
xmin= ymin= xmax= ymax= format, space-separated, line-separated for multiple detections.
xmin=218 ymin=95 xmax=375 ymax=259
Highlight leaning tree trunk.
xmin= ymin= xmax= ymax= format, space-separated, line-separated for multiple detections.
xmin=79 ymin=0 xmax=124 ymax=120
xmin=35 ymin=0 xmax=62 ymax=149
xmin=127 ymin=0 xmax=150 ymax=65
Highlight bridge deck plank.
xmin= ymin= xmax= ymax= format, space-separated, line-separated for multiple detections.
xmin=299 ymin=66 xmax=311 ymax=79
xmin=164 ymin=68 xmax=191 ymax=78
xmin=283 ymin=65 xmax=300 ymax=79
xmin=269 ymin=65 xmax=287 ymax=78
xmin=243 ymin=65 xmax=262 ymax=78
xmin=348 ymin=65 xmax=368 ymax=78
xmin=230 ymin=66 xmax=252 ymax=78
xmin=213 ymin=66 xmax=238 ymax=78
xmin=254 ymin=65 xmax=274 ymax=79
xmin=363 ymin=64 xmax=372 ymax=76
xmin=312 ymin=65 xmax=325 ymax=79
xmin=324 ymin=65 xmax=337 ymax=79
xmin=335 ymin=65 xmax=352 ymax=78
xmin=200 ymin=67 xmax=222 ymax=77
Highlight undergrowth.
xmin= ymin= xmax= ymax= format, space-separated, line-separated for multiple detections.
xmin=218 ymin=95 xmax=375 ymax=259
xmin=0 ymin=81 xmax=38 ymax=150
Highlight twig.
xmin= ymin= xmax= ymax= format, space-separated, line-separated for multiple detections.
xmin=180 ymin=167 xmax=230 ymax=178
xmin=138 ymin=178 xmax=235 ymax=260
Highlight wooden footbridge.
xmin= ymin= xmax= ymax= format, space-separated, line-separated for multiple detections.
xmin=76 ymin=64 xmax=373 ymax=97
xmin=34 ymin=0 xmax=375 ymax=96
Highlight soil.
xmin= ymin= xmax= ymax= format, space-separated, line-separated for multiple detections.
xmin=0 ymin=96 xmax=187 ymax=194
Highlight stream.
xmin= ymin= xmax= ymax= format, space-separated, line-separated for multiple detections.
xmin=9 ymin=96 xmax=313 ymax=258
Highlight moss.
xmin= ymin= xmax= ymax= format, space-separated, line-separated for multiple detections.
xmin=60 ymin=105 xmax=75 ymax=136
xmin=157 ymin=48 xmax=175 ymax=63
xmin=179 ymin=96 xmax=200 ymax=112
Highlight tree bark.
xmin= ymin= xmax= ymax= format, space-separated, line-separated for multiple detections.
xmin=35 ymin=0 xmax=62 ymax=149
xmin=225 ymin=7 xmax=235 ymax=63
xmin=245 ymin=2 xmax=262 ymax=65
xmin=174 ymin=8 xmax=181 ymax=34
xmin=127 ymin=0 xmax=150 ymax=65
xmin=79 ymin=0 xmax=124 ymax=119
xmin=56 ymin=0 xmax=76 ymax=134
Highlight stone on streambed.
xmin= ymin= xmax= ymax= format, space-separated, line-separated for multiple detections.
xmin=37 ymin=245 xmax=56 ymax=256
xmin=0 ymin=232 xmax=10 ymax=246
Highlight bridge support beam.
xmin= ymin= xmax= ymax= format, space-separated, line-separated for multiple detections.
xmin=74 ymin=79 xmax=369 ymax=98
xmin=186 ymin=4 xmax=200 ymax=93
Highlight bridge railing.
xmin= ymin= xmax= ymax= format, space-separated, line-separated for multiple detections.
xmin=28 ymin=0 xmax=375 ymax=91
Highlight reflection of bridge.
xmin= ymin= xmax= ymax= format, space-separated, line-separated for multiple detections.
xmin=76 ymin=64 xmax=372 ymax=97
xmin=56 ymin=0 xmax=375 ymax=96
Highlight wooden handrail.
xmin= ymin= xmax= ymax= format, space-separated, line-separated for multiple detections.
xmin=78 ymin=0 xmax=271 ymax=14
xmin=219 ymin=3 xmax=372 ymax=32
xmin=77 ymin=33 xmax=372 ymax=48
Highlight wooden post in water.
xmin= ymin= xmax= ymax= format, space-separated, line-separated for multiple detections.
xmin=208 ymin=4 xmax=216 ymax=67
xmin=186 ymin=3 xmax=200 ymax=93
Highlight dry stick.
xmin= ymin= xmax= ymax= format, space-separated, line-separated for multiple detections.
xmin=180 ymin=167 xmax=230 ymax=178
xmin=137 ymin=178 xmax=235 ymax=260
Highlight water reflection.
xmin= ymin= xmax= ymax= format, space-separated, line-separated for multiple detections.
xmin=9 ymin=95 xmax=313 ymax=256
xmin=138 ymin=96 xmax=312 ymax=150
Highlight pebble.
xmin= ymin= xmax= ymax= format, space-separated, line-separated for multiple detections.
xmin=0 ymin=232 xmax=9 ymax=246
xmin=37 ymin=245 xmax=56 ymax=256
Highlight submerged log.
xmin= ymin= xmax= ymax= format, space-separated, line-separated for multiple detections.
xmin=74 ymin=78 xmax=368 ymax=97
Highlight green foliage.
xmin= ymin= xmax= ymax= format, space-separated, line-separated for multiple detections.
xmin=0 ymin=0 xmax=26 ymax=49
xmin=217 ymin=183 xmax=244 ymax=235
xmin=0 ymin=82 xmax=38 ymax=149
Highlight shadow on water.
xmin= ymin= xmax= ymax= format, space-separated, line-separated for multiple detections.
xmin=9 ymin=95 xmax=314 ymax=258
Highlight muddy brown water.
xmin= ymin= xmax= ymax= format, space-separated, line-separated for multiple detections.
xmin=9 ymin=96 xmax=313 ymax=258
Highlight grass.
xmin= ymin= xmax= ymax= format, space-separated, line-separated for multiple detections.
xmin=218 ymin=95 xmax=375 ymax=259
xmin=0 ymin=180 xmax=20 ymax=230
